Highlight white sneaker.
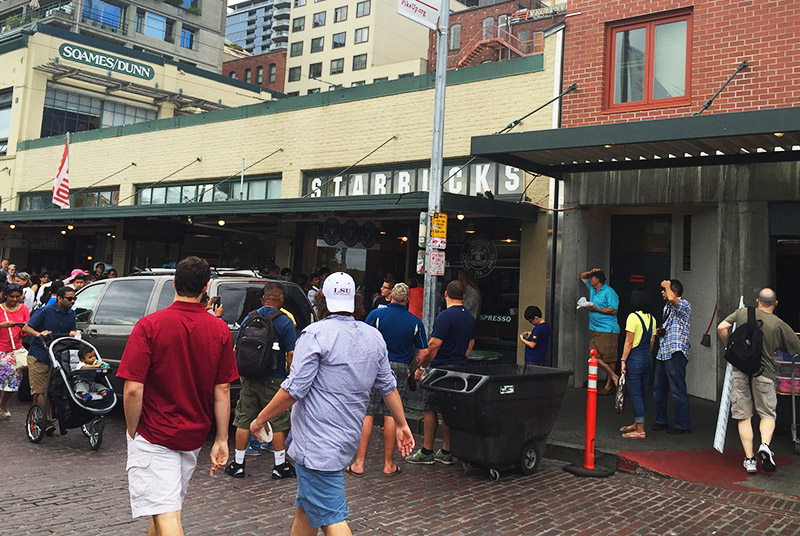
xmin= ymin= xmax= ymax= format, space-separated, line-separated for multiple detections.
xmin=0 ymin=409 xmax=10 ymax=419
xmin=743 ymin=457 xmax=757 ymax=474
xmin=757 ymin=443 xmax=776 ymax=472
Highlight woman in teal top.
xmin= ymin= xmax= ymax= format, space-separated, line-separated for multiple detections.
xmin=619 ymin=289 xmax=656 ymax=439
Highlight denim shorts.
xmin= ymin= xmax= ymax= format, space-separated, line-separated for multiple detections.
xmin=295 ymin=463 xmax=348 ymax=528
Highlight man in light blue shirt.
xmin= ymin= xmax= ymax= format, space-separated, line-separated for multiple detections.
xmin=580 ymin=268 xmax=620 ymax=395
xmin=250 ymin=272 xmax=414 ymax=535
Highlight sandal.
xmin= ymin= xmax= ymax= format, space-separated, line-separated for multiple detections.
xmin=619 ymin=424 xmax=637 ymax=433
xmin=621 ymin=431 xmax=646 ymax=439
xmin=382 ymin=465 xmax=402 ymax=477
xmin=598 ymin=386 xmax=613 ymax=396
xmin=345 ymin=465 xmax=364 ymax=477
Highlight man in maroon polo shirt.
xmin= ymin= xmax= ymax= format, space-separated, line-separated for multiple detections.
xmin=118 ymin=256 xmax=239 ymax=536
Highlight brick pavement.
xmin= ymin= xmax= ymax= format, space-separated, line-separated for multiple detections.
xmin=1 ymin=398 xmax=799 ymax=536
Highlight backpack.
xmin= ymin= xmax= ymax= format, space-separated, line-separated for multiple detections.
xmin=723 ymin=307 xmax=764 ymax=377
xmin=235 ymin=309 xmax=284 ymax=378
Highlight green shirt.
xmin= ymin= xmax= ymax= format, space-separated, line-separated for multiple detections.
xmin=723 ymin=308 xmax=800 ymax=381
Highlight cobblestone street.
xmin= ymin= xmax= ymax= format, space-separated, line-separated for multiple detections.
xmin=2 ymin=399 xmax=799 ymax=536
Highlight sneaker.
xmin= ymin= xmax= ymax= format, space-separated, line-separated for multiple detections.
xmin=260 ymin=442 xmax=275 ymax=452
xmin=244 ymin=445 xmax=262 ymax=456
xmin=225 ymin=460 xmax=246 ymax=478
xmin=743 ymin=457 xmax=758 ymax=474
xmin=272 ymin=462 xmax=296 ymax=480
xmin=434 ymin=449 xmax=454 ymax=465
xmin=45 ymin=420 xmax=56 ymax=436
xmin=405 ymin=449 xmax=435 ymax=465
xmin=0 ymin=409 xmax=10 ymax=419
xmin=757 ymin=443 xmax=776 ymax=472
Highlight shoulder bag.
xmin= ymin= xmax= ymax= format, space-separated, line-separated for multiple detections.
xmin=3 ymin=306 xmax=28 ymax=370
xmin=614 ymin=372 xmax=626 ymax=414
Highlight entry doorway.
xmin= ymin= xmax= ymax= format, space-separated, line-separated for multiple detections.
xmin=774 ymin=239 xmax=800 ymax=331
xmin=610 ymin=215 xmax=672 ymax=351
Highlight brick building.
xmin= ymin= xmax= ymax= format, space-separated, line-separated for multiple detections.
xmin=472 ymin=0 xmax=800 ymax=398
xmin=224 ymin=49 xmax=287 ymax=93
xmin=427 ymin=0 xmax=564 ymax=71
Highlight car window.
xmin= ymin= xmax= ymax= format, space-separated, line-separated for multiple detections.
xmin=156 ymin=279 xmax=175 ymax=311
xmin=93 ymin=280 xmax=155 ymax=325
xmin=74 ymin=282 xmax=106 ymax=323
xmin=216 ymin=283 xmax=265 ymax=325
xmin=283 ymin=286 xmax=313 ymax=330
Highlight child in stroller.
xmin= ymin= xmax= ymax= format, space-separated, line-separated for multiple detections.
xmin=68 ymin=347 xmax=113 ymax=402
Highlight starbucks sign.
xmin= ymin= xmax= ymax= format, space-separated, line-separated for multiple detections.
xmin=59 ymin=44 xmax=155 ymax=80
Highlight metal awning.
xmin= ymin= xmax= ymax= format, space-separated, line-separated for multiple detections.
xmin=470 ymin=107 xmax=800 ymax=177
xmin=0 ymin=192 xmax=538 ymax=225
xmin=34 ymin=62 xmax=229 ymax=112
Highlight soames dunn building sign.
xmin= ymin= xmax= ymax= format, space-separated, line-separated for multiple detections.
xmin=59 ymin=44 xmax=155 ymax=80
xmin=303 ymin=160 xmax=527 ymax=198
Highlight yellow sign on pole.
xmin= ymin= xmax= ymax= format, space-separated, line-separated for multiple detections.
xmin=430 ymin=212 xmax=447 ymax=249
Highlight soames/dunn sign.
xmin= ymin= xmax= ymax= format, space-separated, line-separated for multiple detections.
xmin=59 ymin=44 xmax=155 ymax=80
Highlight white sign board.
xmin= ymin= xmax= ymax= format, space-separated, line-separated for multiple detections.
xmin=428 ymin=250 xmax=446 ymax=276
xmin=397 ymin=0 xmax=440 ymax=31
xmin=429 ymin=237 xmax=446 ymax=249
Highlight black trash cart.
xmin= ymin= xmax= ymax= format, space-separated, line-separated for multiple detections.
xmin=422 ymin=364 xmax=572 ymax=481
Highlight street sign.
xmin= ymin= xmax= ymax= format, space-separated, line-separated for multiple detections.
xmin=416 ymin=250 xmax=425 ymax=274
xmin=397 ymin=0 xmax=440 ymax=31
xmin=430 ymin=212 xmax=447 ymax=249
xmin=428 ymin=250 xmax=445 ymax=276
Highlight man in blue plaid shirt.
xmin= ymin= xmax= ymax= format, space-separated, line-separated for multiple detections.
xmin=653 ymin=279 xmax=692 ymax=434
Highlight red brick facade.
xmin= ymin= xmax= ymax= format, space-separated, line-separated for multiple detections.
xmin=223 ymin=50 xmax=287 ymax=94
xmin=562 ymin=0 xmax=800 ymax=127
xmin=427 ymin=1 xmax=562 ymax=72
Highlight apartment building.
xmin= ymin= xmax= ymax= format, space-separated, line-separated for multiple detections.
xmin=224 ymin=49 xmax=287 ymax=93
xmin=282 ymin=0 xmax=447 ymax=95
xmin=0 ymin=0 xmax=229 ymax=71
xmin=226 ymin=0 xmax=290 ymax=55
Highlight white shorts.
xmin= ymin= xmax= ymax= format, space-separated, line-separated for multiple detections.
xmin=126 ymin=433 xmax=200 ymax=518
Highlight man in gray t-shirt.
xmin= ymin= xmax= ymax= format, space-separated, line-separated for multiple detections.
xmin=718 ymin=288 xmax=800 ymax=475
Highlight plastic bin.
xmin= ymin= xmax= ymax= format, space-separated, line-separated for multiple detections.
xmin=422 ymin=363 xmax=572 ymax=480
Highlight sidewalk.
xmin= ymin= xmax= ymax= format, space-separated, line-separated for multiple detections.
xmin=547 ymin=387 xmax=800 ymax=497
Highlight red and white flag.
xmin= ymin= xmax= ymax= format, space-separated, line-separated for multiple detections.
xmin=53 ymin=138 xmax=70 ymax=209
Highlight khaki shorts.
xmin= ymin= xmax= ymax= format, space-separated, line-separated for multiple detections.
xmin=28 ymin=359 xmax=50 ymax=395
xmin=590 ymin=331 xmax=619 ymax=363
xmin=126 ymin=433 xmax=200 ymax=519
xmin=731 ymin=370 xmax=777 ymax=421
xmin=232 ymin=376 xmax=291 ymax=433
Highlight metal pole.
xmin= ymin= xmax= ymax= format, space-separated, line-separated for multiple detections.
xmin=240 ymin=158 xmax=245 ymax=200
xmin=422 ymin=0 xmax=449 ymax=337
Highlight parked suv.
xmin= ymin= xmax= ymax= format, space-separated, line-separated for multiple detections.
xmin=72 ymin=272 xmax=315 ymax=395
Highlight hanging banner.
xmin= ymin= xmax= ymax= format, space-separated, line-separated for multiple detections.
xmin=52 ymin=138 xmax=70 ymax=209
xmin=397 ymin=0 xmax=440 ymax=31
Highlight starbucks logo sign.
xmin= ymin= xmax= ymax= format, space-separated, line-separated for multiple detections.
xmin=461 ymin=234 xmax=496 ymax=278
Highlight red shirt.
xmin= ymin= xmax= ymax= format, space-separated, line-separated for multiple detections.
xmin=118 ymin=300 xmax=238 ymax=451
xmin=408 ymin=287 xmax=424 ymax=320
xmin=0 ymin=304 xmax=29 ymax=352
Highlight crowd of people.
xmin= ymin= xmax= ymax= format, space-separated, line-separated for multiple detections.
xmin=578 ymin=267 xmax=799 ymax=477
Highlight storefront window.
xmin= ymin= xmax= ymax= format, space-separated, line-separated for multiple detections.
xmin=20 ymin=188 xmax=119 ymax=210
xmin=41 ymin=88 xmax=156 ymax=138
xmin=135 ymin=176 xmax=281 ymax=205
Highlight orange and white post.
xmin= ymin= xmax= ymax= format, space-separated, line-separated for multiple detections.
xmin=584 ymin=349 xmax=598 ymax=470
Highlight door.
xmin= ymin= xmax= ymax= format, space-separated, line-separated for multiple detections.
xmin=610 ymin=215 xmax=672 ymax=353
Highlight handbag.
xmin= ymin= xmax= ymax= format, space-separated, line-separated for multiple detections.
xmin=4 ymin=306 xmax=28 ymax=370
xmin=614 ymin=372 xmax=626 ymax=414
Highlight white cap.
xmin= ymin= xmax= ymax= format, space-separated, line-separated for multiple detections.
xmin=322 ymin=272 xmax=355 ymax=313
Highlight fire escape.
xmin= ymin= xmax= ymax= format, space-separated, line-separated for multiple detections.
xmin=449 ymin=25 xmax=544 ymax=69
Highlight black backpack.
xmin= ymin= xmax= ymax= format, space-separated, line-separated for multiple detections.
xmin=235 ymin=309 xmax=284 ymax=378
xmin=724 ymin=307 xmax=764 ymax=377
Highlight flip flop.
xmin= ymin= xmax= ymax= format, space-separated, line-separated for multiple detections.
xmin=621 ymin=431 xmax=646 ymax=439
xmin=345 ymin=465 xmax=364 ymax=478
xmin=598 ymin=386 xmax=613 ymax=395
xmin=382 ymin=466 xmax=402 ymax=477
xmin=619 ymin=424 xmax=637 ymax=433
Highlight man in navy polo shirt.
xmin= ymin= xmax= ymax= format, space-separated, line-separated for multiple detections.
xmin=406 ymin=280 xmax=475 ymax=466
xmin=347 ymin=282 xmax=428 ymax=477
xmin=24 ymin=286 xmax=77 ymax=434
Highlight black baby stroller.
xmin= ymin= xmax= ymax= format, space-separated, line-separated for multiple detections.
xmin=25 ymin=336 xmax=117 ymax=450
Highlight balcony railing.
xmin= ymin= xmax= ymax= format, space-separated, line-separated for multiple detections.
xmin=1 ymin=0 xmax=75 ymax=34
xmin=446 ymin=25 xmax=543 ymax=69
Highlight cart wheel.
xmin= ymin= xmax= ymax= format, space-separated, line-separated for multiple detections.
xmin=81 ymin=424 xmax=91 ymax=437
xmin=88 ymin=418 xmax=104 ymax=451
xmin=26 ymin=404 xmax=46 ymax=443
xmin=518 ymin=441 xmax=541 ymax=476
xmin=794 ymin=443 xmax=800 ymax=456
xmin=488 ymin=468 xmax=501 ymax=482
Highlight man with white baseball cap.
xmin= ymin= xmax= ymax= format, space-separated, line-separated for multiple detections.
xmin=250 ymin=272 xmax=415 ymax=535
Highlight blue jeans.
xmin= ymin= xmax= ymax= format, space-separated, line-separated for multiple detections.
xmin=654 ymin=351 xmax=691 ymax=430
xmin=626 ymin=347 xmax=652 ymax=423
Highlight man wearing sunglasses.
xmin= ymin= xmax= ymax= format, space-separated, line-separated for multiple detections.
xmin=24 ymin=286 xmax=77 ymax=434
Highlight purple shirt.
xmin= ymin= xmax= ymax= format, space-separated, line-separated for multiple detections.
xmin=281 ymin=314 xmax=396 ymax=471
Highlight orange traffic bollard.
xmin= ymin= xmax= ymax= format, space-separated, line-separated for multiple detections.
xmin=563 ymin=348 xmax=614 ymax=478
xmin=584 ymin=349 xmax=598 ymax=470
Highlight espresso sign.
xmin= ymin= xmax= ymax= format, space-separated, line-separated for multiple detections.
xmin=59 ymin=44 xmax=155 ymax=80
